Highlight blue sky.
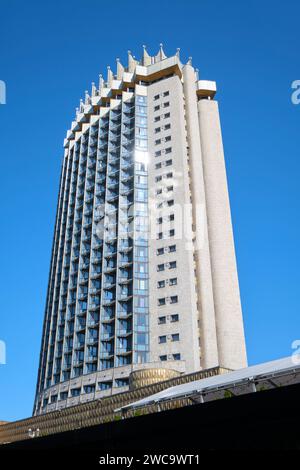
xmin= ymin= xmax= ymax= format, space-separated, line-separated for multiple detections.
xmin=0 ymin=0 xmax=299 ymax=421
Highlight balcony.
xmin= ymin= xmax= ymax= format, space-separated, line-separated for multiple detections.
xmin=102 ymin=298 xmax=115 ymax=306
xmin=117 ymin=329 xmax=132 ymax=336
xmin=85 ymin=355 xmax=98 ymax=363
xmin=99 ymin=351 xmax=114 ymax=359
xmin=73 ymin=358 xmax=84 ymax=366
xmin=100 ymin=332 xmax=114 ymax=341
xmin=86 ymin=336 xmax=98 ymax=344
xmin=116 ymin=348 xmax=132 ymax=355
xmin=101 ymin=315 xmax=115 ymax=323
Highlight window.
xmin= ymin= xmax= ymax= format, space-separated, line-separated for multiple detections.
xmin=155 ymin=150 xmax=161 ymax=157
xmin=169 ymin=244 xmax=176 ymax=252
xmin=154 ymin=116 xmax=161 ymax=122
xmin=167 ymin=200 xmax=174 ymax=207
xmin=166 ymin=159 xmax=172 ymax=166
xmin=169 ymin=229 xmax=175 ymax=237
xmin=157 ymin=232 xmax=163 ymax=240
xmin=164 ymin=112 xmax=170 ymax=118
xmin=169 ymin=277 xmax=177 ymax=286
xmin=164 ymin=123 xmax=171 ymax=130
xmin=157 ymin=248 xmax=164 ymax=255
xmin=157 ymin=217 xmax=163 ymax=224
xmin=155 ymin=162 xmax=162 ymax=170
xmin=165 ymin=135 xmax=171 ymax=142
xmin=171 ymin=333 xmax=180 ymax=342
xmin=171 ymin=314 xmax=179 ymax=322
xmin=158 ymin=298 xmax=166 ymax=306
xmin=157 ymin=264 xmax=164 ymax=272
xmin=170 ymin=295 xmax=178 ymax=304
xmin=99 ymin=381 xmax=112 ymax=391
xmin=163 ymin=102 xmax=170 ymax=108
xmin=84 ymin=385 xmax=95 ymax=394
xmin=155 ymin=139 xmax=161 ymax=146
xmin=160 ymin=355 xmax=167 ymax=361
xmin=50 ymin=395 xmax=57 ymax=404
xmin=158 ymin=316 xmax=166 ymax=324
xmin=155 ymin=175 xmax=162 ymax=182
xmin=159 ymin=335 xmax=167 ymax=344
xmin=173 ymin=353 xmax=181 ymax=360
xmin=166 ymin=172 xmax=173 ymax=179
xmin=167 ymin=185 xmax=173 ymax=192
xmin=155 ymin=127 xmax=161 ymax=133
xmin=116 ymin=378 xmax=129 ymax=388
xmin=169 ymin=261 xmax=177 ymax=269
xmin=71 ymin=388 xmax=81 ymax=397
xmin=163 ymin=91 xmax=169 ymax=97
xmin=169 ymin=214 xmax=175 ymax=222
xmin=154 ymin=94 xmax=160 ymax=100
xmin=154 ymin=105 xmax=160 ymax=112
xmin=60 ymin=392 xmax=68 ymax=400
xmin=158 ymin=280 xmax=165 ymax=289
xmin=156 ymin=188 xmax=162 ymax=195
xmin=165 ymin=147 xmax=172 ymax=154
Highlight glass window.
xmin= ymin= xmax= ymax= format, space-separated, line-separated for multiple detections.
xmin=171 ymin=314 xmax=179 ymax=322
xmin=99 ymin=381 xmax=112 ymax=391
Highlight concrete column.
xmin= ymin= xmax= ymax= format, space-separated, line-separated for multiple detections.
xmin=182 ymin=65 xmax=219 ymax=369
xmin=197 ymin=98 xmax=247 ymax=369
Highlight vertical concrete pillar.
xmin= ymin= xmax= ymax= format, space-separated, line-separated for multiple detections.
xmin=197 ymin=98 xmax=247 ymax=369
xmin=182 ymin=65 xmax=219 ymax=369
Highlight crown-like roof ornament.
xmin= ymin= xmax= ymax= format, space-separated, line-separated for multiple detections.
xmin=116 ymin=58 xmax=124 ymax=80
xmin=107 ymin=66 xmax=113 ymax=87
xmin=79 ymin=98 xmax=84 ymax=112
xmin=98 ymin=74 xmax=104 ymax=90
xmin=128 ymin=50 xmax=136 ymax=72
xmin=155 ymin=43 xmax=167 ymax=63
xmin=142 ymin=45 xmax=152 ymax=66
xmin=91 ymin=82 xmax=97 ymax=97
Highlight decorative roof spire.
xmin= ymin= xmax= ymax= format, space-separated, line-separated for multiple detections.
xmin=79 ymin=98 xmax=84 ymax=112
xmin=128 ymin=50 xmax=136 ymax=72
xmin=84 ymin=90 xmax=89 ymax=105
xmin=107 ymin=66 xmax=113 ymax=87
xmin=155 ymin=43 xmax=167 ymax=63
xmin=98 ymin=74 xmax=104 ymax=90
xmin=176 ymin=47 xmax=180 ymax=59
xmin=187 ymin=56 xmax=192 ymax=66
xmin=142 ymin=45 xmax=152 ymax=66
xmin=116 ymin=58 xmax=124 ymax=80
xmin=91 ymin=82 xmax=97 ymax=97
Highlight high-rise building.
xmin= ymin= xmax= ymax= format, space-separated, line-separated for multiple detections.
xmin=33 ymin=45 xmax=247 ymax=415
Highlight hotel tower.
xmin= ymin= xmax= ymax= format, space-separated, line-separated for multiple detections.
xmin=33 ymin=45 xmax=247 ymax=415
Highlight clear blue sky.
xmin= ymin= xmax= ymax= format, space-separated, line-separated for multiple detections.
xmin=0 ymin=0 xmax=299 ymax=421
